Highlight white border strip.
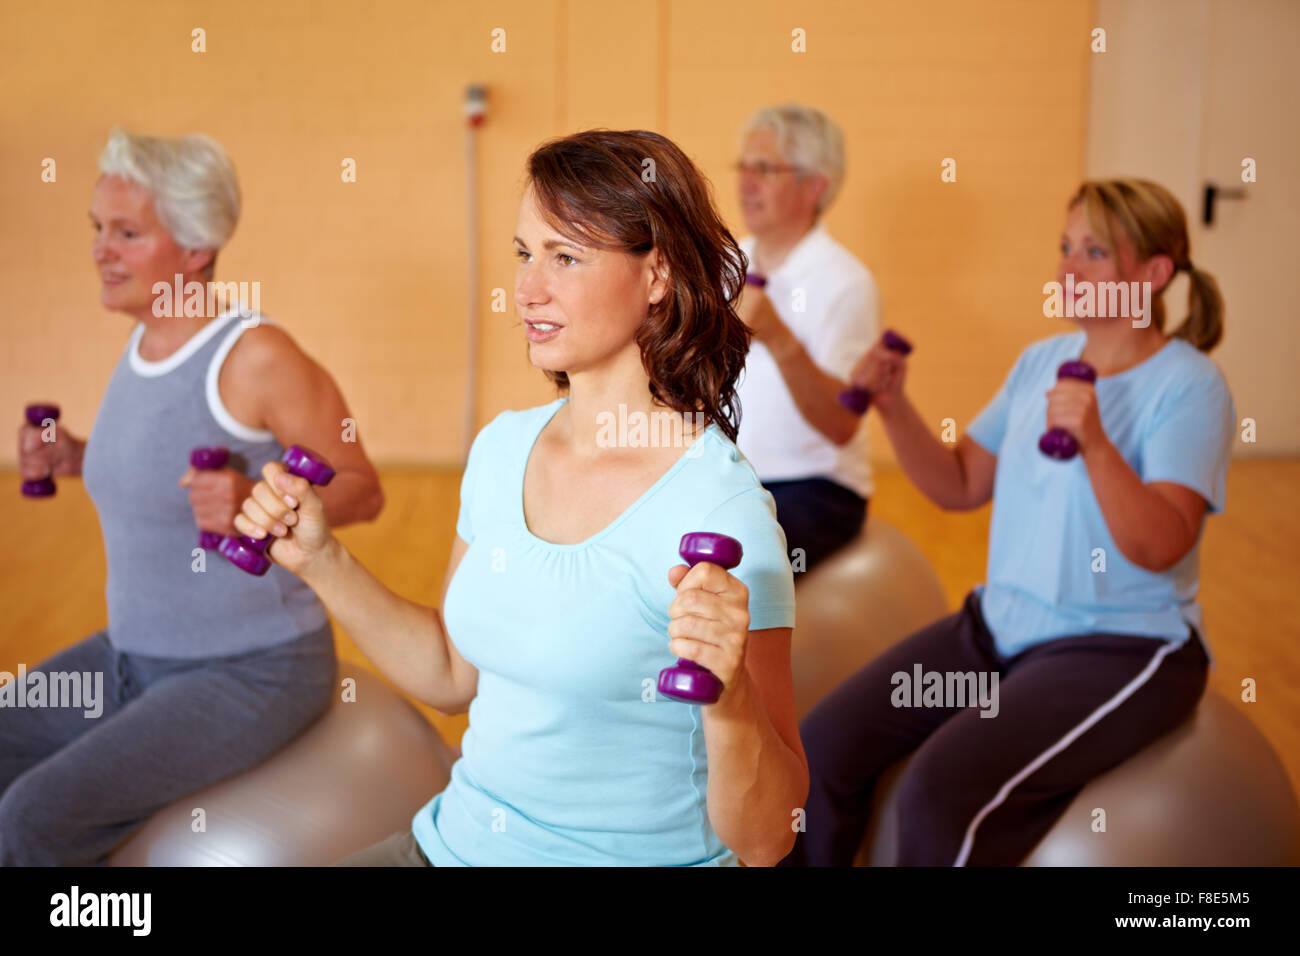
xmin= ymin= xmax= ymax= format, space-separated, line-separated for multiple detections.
xmin=128 ymin=311 xmax=236 ymax=377
xmin=952 ymin=639 xmax=1181 ymax=866
xmin=204 ymin=313 xmax=278 ymax=442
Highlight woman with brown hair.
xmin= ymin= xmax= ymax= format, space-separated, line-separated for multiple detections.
xmin=232 ymin=130 xmax=808 ymax=866
xmin=783 ymin=178 xmax=1235 ymax=866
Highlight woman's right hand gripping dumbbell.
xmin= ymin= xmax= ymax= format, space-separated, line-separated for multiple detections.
xmin=17 ymin=404 xmax=84 ymax=495
xmin=845 ymin=331 xmax=912 ymax=416
xmin=232 ymin=460 xmax=335 ymax=578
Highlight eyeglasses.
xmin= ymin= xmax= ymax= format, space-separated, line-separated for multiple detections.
xmin=733 ymin=160 xmax=804 ymax=178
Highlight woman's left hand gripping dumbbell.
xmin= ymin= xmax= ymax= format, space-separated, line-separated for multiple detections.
xmin=231 ymin=457 xmax=336 ymax=578
xmin=664 ymin=538 xmax=752 ymax=705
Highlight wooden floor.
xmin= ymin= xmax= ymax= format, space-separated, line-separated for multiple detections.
xmin=3 ymin=461 xmax=1297 ymax=797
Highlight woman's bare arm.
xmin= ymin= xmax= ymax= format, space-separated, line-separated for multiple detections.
xmin=221 ymin=323 xmax=384 ymax=527
xmin=295 ymin=532 xmax=479 ymax=713
xmin=877 ymin=393 xmax=997 ymax=511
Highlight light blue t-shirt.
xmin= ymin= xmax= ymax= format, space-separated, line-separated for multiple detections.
xmin=411 ymin=398 xmax=797 ymax=866
xmin=966 ymin=332 xmax=1235 ymax=660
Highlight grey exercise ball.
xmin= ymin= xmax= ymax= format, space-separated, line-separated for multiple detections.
xmin=855 ymin=691 xmax=1300 ymax=866
xmin=791 ymin=517 xmax=1300 ymax=866
xmin=792 ymin=515 xmax=950 ymax=719
xmin=108 ymin=668 xmax=454 ymax=866
xmin=1022 ymin=691 xmax=1300 ymax=866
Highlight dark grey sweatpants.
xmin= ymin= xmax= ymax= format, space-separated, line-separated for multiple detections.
xmin=780 ymin=590 xmax=1209 ymax=866
xmin=0 ymin=623 xmax=337 ymax=865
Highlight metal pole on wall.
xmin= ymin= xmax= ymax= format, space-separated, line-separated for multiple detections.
xmin=463 ymin=84 xmax=487 ymax=463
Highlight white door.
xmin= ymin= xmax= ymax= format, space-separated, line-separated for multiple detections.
xmin=1089 ymin=0 xmax=1300 ymax=455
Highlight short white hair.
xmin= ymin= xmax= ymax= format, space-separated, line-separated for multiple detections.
xmin=739 ymin=104 xmax=846 ymax=216
xmin=97 ymin=127 xmax=241 ymax=251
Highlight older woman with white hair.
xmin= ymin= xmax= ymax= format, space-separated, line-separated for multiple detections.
xmin=732 ymin=104 xmax=880 ymax=573
xmin=3 ymin=127 xmax=384 ymax=864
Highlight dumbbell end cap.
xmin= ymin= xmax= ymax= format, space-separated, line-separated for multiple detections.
xmin=282 ymin=445 xmax=336 ymax=485
xmin=838 ymin=387 xmax=872 ymax=415
xmin=744 ymin=273 xmax=767 ymax=289
xmin=190 ymin=446 xmax=231 ymax=469
xmin=21 ymin=477 xmax=57 ymax=497
xmin=217 ymin=535 xmax=273 ymax=575
xmin=1057 ymin=360 xmax=1097 ymax=383
xmin=1038 ymin=430 xmax=1080 ymax=461
xmin=24 ymin=404 xmax=60 ymax=427
xmin=881 ymin=329 xmax=914 ymax=355
xmin=679 ymin=532 xmax=743 ymax=569
xmin=657 ymin=663 xmax=724 ymax=704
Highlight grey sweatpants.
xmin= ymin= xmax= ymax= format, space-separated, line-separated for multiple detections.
xmin=0 ymin=622 xmax=337 ymax=865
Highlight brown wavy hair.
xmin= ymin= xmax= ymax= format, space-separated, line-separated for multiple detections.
xmin=523 ymin=129 xmax=751 ymax=444
xmin=1069 ymin=178 xmax=1224 ymax=352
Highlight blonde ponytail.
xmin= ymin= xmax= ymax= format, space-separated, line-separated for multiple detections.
xmin=1172 ymin=264 xmax=1224 ymax=352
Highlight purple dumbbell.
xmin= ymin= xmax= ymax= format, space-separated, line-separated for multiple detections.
xmin=21 ymin=404 xmax=61 ymax=497
xmin=838 ymin=330 xmax=914 ymax=414
xmin=657 ymin=532 xmax=744 ymax=705
xmin=190 ymin=446 xmax=231 ymax=550
xmin=745 ymin=273 xmax=767 ymax=289
xmin=217 ymin=444 xmax=336 ymax=576
xmin=1038 ymin=360 xmax=1098 ymax=461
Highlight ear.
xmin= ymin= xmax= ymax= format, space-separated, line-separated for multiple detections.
xmin=182 ymin=247 xmax=216 ymax=276
xmin=1143 ymin=253 xmax=1176 ymax=294
xmin=647 ymin=248 xmax=671 ymax=306
xmin=802 ymin=172 xmax=829 ymax=211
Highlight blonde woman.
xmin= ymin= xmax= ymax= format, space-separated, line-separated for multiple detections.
xmin=3 ymin=128 xmax=382 ymax=864
xmin=785 ymin=179 xmax=1234 ymax=866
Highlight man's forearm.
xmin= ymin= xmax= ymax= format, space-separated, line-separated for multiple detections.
xmin=767 ymin=331 xmax=859 ymax=446
xmin=69 ymin=436 xmax=87 ymax=476
xmin=316 ymin=470 xmax=383 ymax=527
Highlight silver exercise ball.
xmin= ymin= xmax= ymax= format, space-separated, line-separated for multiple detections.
xmin=792 ymin=515 xmax=949 ymax=719
xmin=1022 ymin=691 xmax=1300 ymax=865
xmin=790 ymin=516 xmax=1300 ymax=865
xmin=108 ymin=668 xmax=454 ymax=866
xmin=856 ymin=691 xmax=1300 ymax=866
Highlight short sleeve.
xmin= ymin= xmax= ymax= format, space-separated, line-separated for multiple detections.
xmin=809 ymin=276 xmax=879 ymax=380
xmin=1142 ymin=367 xmax=1235 ymax=514
xmin=698 ymin=487 xmax=796 ymax=631
xmin=966 ymin=364 xmax=1017 ymax=454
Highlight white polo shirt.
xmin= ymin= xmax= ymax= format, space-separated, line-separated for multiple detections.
xmin=735 ymin=224 xmax=879 ymax=499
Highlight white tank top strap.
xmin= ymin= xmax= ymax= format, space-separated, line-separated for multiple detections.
xmin=127 ymin=312 xmax=235 ymax=378
xmin=205 ymin=308 xmax=279 ymax=442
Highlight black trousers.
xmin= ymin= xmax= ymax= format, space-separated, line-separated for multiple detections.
xmin=762 ymin=477 xmax=868 ymax=574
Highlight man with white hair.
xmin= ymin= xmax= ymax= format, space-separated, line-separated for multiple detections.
xmin=732 ymin=104 xmax=879 ymax=574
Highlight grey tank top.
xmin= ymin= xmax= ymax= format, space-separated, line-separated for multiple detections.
xmin=82 ymin=309 xmax=328 ymax=658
